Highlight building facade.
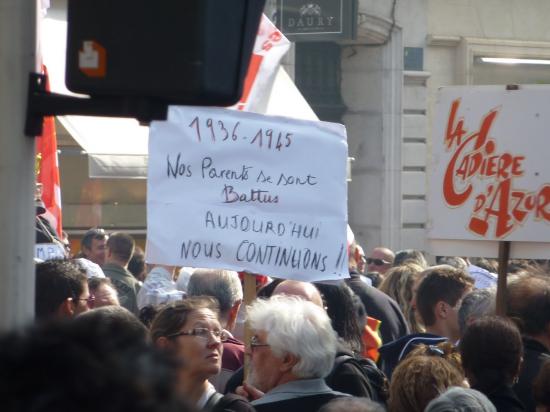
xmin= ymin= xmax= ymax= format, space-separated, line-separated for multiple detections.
xmin=54 ymin=0 xmax=550 ymax=257
xmin=289 ymin=0 xmax=550 ymax=257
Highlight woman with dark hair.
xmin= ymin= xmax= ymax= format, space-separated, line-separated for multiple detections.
xmin=151 ymin=296 xmax=254 ymax=412
xmin=314 ymin=282 xmax=365 ymax=355
xmin=460 ymin=316 xmax=525 ymax=411
xmin=315 ymin=282 xmax=388 ymax=403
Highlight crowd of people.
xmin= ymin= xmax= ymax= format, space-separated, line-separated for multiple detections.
xmin=3 ymin=227 xmax=550 ymax=412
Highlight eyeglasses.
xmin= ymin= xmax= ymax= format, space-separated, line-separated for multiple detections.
xmin=167 ymin=327 xmax=229 ymax=342
xmin=366 ymin=258 xmax=391 ymax=266
xmin=249 ymin=335 xmax=270 ymax=351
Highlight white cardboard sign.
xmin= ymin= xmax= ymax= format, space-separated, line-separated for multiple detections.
xmin=147 ymin=106 xmax=348 ymax=281
xmin=429 ymin=86 xmax=550 ymax=244
xmin=35 ymin=243 xmax=66 ymax=261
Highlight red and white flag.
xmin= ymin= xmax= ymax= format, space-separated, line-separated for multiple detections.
xmin=36 ymin=65 xmax=63 ymax=236
xmin=230 ymin=15 xmax=291 ymax=113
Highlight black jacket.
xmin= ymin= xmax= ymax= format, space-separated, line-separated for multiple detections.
xmin=475 ymin=384 xmax=525 ymax=412
xmin=513 ymin=337 xmax=550 ymax=412
xmin=324 ymin=349 xmax=375 ymax=399
xmin=378 ymin=333 xmax=447 ymax=379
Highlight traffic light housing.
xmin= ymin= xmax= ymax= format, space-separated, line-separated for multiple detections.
xmin=65 ymin=0 xmax=265 ymax=106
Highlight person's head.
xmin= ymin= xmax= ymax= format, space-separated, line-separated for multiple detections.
xmin=151 ymin=297 xmax=224 ymax=381
xmin=75 ymin=305 xmax=149 ymax=346
xmin=416 ymin=265 xmax=474 ymax=341
xmin=458 ymin=289 xmax=496 ymax=336
xmin=533 ymin=359 xmax=550 ymax=412
xmin=366 ymin=247 xmax=395 ymax=275
xmin=319 ymin=397 xmax=386 ymax=412
xmin=187 ymin=269 xmax=243 ymax=330
xmin=35 ymin=259 xmax=93 ymax=319
xmin=408 ymin=341 xmax=464 ymax=377
xmin=105 ymin=232 xmax=135 ymax=267
xmin=379 ymin=263 xmax=424 ymax=333
xmin=508 ymin=259 xmax=543 ymax=276
xmin=246 ymin=295 xmax=338 ymax=393
xmin=314 ymin=282 xmax=365 ymax=354
xmin=436 ymin=256 xmax=469 ymax=272
xmin=80 ymin=228 xmax=108 ymax=266
xmin=349 ymin=242 xmax=367 ymax=274
xmin=61 ymin=231 xmax=71 ymax=257
xmin=128 ymin=246 xmax=147 ymax=282
xmin=389 ymin=354 xmax=465 ymax=412
xmin=393 ymin=249 xmax=427 ymax=269
xmin=272 ymin=279 xmax=324 ymax=308
xmin=507 ymin=275 xmax=550 ymax=348
xmin=425 ymin=387 xmax=497 ymax=412
xmin=138 ymin=305 xmax=161 ymax=329
xmin=0 ymin=312 xmax=188 ymax=412
xmin=88 ymin=277 xmax=120 ymax=308
xmin=257 ymin=278 xmax=283 ymax=299
xmin=460 ymin=316 xmax=523 ymax=391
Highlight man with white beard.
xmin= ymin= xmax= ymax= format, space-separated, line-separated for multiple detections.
xmin=236 ymin=295 xmax=347 ymax=412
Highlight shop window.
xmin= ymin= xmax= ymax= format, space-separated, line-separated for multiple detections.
xmin=295 ymin=42 xmax=346 ymax=122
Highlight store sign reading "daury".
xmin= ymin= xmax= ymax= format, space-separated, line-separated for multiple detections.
xmin=279 ymin=0 xmax=356 ymax=41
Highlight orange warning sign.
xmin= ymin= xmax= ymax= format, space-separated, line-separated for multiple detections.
xmin=78 ymin=40 xmax=106 ymax=77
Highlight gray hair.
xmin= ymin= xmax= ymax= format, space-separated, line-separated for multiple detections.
xmin=318 ymin=397 xmax=384 ymax=412
xmin=187 ymin=269 xmax=243 ymax=320
xmin=425 ymin=386 xmax=496 ymax=412
xmin=458 ymin=288 xmax=496 ymax=335
xmin=247 ymin=295 xmax=338 ymax=379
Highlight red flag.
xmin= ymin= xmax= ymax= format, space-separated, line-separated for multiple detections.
xmin=36 ymin=65 xmax=63 ymax=236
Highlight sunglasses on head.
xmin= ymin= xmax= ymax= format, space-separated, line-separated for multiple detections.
xmin=366 ymin=258 xmax=391 ymax=266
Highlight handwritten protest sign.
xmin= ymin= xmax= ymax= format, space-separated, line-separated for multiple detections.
xmin=35 ymin=243 xmax=66 ymax=261
xmin=428 ymin=86 xmax=550 ymax=247
xmin=146 ymin=106 xmax=348 ymax=281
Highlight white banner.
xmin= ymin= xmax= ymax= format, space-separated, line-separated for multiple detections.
xmin=429 ymin=86 xmax=550 ymax=243
xmin=147 ymin=106 xmax=348 ymax=281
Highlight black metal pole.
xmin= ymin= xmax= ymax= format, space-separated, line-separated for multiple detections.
xmin=496 ymin=241 xmax=511 ymax=316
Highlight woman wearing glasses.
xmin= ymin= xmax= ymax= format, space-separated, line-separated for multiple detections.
xmin=150 ymin=296 xmax=255 ymax=412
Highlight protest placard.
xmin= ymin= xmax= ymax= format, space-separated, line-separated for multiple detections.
xmin=146 ymin=106 xmax=348 ymax=281
xmin=35 ymin=243 xmax=66 ymax=261
xmin=428 ymin=86 xmax=550 ymax=257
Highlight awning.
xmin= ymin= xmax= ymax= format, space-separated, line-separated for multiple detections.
xmin=41 ymin=17 xmax=317 ymax=179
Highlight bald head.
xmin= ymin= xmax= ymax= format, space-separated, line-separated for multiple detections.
xmin=367 ymin=247 xmax=395 ymax=275
xmin=272 ymin=280 xmax=324 ymax=308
